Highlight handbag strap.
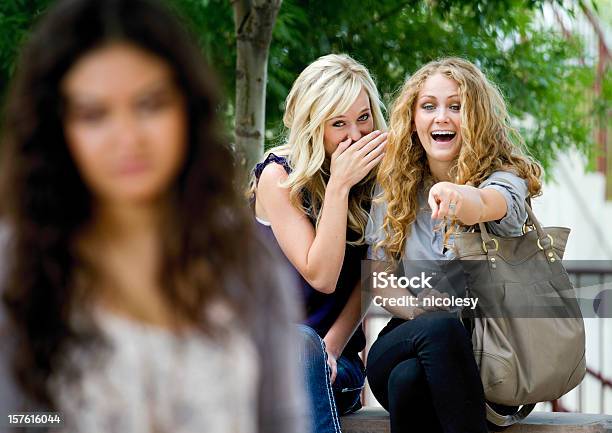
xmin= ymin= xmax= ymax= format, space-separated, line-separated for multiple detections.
xmin=486 ymin=403 xmax=536 ymax=427
xmin=524 ymin=196 xmax=534 ymax=227
xmin=524 ymin=201 xmax=546 ymax=237
xmin=476 ymin=199 xmax=552 ymax=250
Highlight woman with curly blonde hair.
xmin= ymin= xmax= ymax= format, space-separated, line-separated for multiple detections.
xmin=250 ymin=53 xmax=387 ymax=433
xmin=364 ymin=57 xmax=542 ymax=433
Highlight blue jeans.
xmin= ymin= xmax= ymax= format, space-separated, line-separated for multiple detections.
xmin=297 ymin=324 xmax=365 ymax=433
xmin=366 ymin=312 xmax=488 ymax=433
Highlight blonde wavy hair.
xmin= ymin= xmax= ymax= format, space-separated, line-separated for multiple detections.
xmin=253 ymin=53 xmax=386 ymax=244
xmin=377 ymin=57 xmax=542 ymax=260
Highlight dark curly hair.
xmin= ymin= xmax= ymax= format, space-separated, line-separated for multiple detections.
xmin=0 ymin=0 xmax=263 ymax=408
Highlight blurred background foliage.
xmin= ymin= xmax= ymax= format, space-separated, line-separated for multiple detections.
xmin=1 ymin=0 xmax=609 ymax=173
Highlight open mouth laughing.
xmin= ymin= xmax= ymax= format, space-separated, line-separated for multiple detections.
xmin=430 ymin=130 xmax=457 ymax=143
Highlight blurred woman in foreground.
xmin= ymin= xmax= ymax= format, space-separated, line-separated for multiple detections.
xmin=0 ymin=0 xmax=306 ymax=432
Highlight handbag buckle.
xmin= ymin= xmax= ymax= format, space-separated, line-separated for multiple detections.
xmin=482 ymin=238 xmax=499 ymax=253
xmin=537 ymin=234 xmax=554 ymax=250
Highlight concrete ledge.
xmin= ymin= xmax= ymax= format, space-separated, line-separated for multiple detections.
xmin=341 ymin=407 xmax=612 ymax=433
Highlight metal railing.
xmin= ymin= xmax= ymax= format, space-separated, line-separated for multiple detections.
xmin=555 ymin=264 xmax=612 ymax=414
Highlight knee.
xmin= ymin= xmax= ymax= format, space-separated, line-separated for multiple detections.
xmin=417 ymin=312 xmax=469 ymax=344
xmin=387 ymin=359 xmax=423 ymax=399
xmin=296 ymin=325 xmax=326 ymax=361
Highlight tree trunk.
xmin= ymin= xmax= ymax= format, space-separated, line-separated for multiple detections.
xmin=232 ymin=0 xmax=282 ymax=174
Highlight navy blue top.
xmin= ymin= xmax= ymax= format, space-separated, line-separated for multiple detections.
xmin=253 ymin=153 xmax=366 ymax=355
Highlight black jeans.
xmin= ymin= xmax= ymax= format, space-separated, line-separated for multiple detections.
xmin=366 ymin=311 xmax=488 ymax=433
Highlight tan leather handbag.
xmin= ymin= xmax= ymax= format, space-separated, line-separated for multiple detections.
xmin=452 ymin=203 xmax=586 ymax=427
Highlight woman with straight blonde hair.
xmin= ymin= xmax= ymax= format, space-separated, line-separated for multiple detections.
xmin=364 ymin=57 xmax=542 ymax=433
xmin=250 ymin=53 xmax=387 ymax=433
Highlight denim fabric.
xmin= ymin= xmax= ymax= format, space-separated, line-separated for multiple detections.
xmin=366 ymin=312 xmax=488 ymax=433
xmin=298 ymin=325 xmax=365 ymax=433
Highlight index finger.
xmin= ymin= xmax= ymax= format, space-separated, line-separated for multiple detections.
xmin=437 ymin=194 xmax=452 ymax=219
xmin=428 ymin=190 xmax=440 ymax=219
xmin=332 ymin=137 xmax=353 ymax=157
xmin=351 ymin=130 xmax=383 ymax=151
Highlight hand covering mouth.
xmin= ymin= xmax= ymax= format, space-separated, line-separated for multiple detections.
xmin=430 ymin=130 xmax=456 ymax=142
